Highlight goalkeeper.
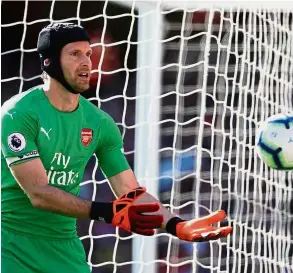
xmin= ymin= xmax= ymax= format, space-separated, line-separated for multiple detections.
xmin=1 ymin=23 xmax=232 ymax=273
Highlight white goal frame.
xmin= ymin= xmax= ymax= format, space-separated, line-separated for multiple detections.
xmin=111 ymin=1 xmax=293 ymax=273
xmin=110 ymin=2 xmax=164 ymax=273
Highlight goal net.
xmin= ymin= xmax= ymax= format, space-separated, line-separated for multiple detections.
xmin=1 ymin=1 xmax=292 ymax=273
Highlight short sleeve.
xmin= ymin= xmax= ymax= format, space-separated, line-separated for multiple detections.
xmin=95 ymin=114 xmax=130 ymax=178
xmin=1 ymin=109 xmax=40 ymax=166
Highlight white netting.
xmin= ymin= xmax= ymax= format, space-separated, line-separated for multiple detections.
xmin=1 ymin=1 xmax=293 ymax=273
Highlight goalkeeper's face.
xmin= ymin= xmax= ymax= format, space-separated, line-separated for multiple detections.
xmin=60 ymin=41 xmax=92 ymax=93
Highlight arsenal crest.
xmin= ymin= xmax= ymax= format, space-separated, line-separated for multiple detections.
xmin=81 ymin=128 xmax=93 ymax=147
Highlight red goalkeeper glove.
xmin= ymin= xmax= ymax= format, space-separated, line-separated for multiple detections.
xmin=166 ymin=210 xmax=232 ymax=242
xmin=90 ymin=187 xmax=163 ymax=236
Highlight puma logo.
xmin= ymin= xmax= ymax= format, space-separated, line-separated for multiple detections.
xmin=7 ymin=111 xmax=16 ymax=119
xmin=40 ymin=127 xmax=52 ymax=140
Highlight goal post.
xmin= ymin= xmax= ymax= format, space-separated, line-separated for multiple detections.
xmin=107 ymin=2 xmax=163 ymax=272
xmin=132 ymin=3 xmax=163 ymax=273
xmin=1 ymin=1 xmax=293 ymax=273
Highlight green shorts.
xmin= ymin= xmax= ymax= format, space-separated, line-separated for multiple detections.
xmin=1 ymin=228 xmax=91 ymax=273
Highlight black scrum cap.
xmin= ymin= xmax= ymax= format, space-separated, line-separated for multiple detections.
xmin=37 ymin=23 xmax=90 ymax=94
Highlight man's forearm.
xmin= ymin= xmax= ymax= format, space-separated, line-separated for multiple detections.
xmin=31 ymin=185 xmax=92 ymax=218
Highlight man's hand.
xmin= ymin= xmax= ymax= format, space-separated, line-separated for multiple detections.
xmin=111 ymin=187 xmax=163 ymax=236
xmin=170 ymin=210 xmax=232 ymax=242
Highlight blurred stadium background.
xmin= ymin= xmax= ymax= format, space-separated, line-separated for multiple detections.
xmin=1 ymin=1 xmax=293 ymax=273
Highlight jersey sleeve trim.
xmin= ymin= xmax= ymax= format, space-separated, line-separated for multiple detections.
xmin=6 ymin=150 xmax=40 ymax=167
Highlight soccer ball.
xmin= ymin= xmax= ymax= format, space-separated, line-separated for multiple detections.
xmin=256 ymin=113 xmax=293 ymax=170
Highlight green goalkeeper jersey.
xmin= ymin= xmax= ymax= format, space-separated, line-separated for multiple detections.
xmin=1 ymin=86 xmax=130 ymax=239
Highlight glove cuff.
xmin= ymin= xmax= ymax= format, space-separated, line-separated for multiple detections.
xmin=165 ymin=216 xmax=185 ymax=236
xmin=89 ymin=202 xmax=114 ymax=223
